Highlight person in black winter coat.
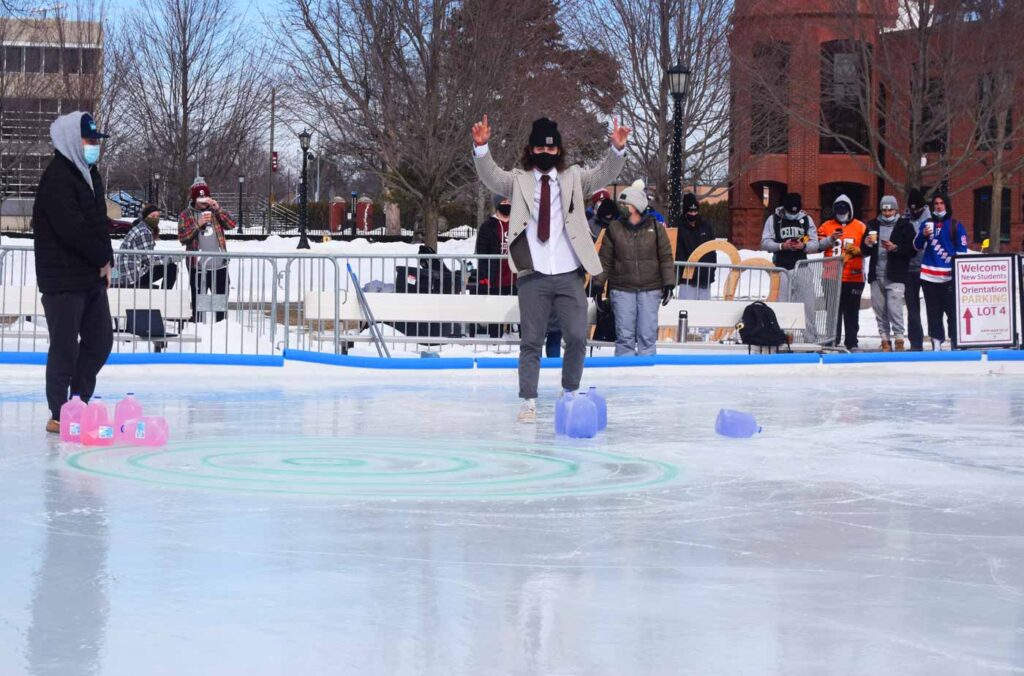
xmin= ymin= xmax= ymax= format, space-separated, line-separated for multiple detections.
xmin=862 ymin=195 xmax=916 ymax=351
xmin=32 ymin=111 xmax=114 ymax=433
xmin=474 ymin=195 xmax=515 ymax=295
xmin=674 ymin=192 xmax=716 ymax=299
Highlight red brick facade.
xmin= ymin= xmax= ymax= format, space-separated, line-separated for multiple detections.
xmin=729 ymin=0 xmax=1024 ymax=252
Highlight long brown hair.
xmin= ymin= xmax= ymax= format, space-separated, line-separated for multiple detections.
xmin=519 ymin=145 xmax=567 ymax=172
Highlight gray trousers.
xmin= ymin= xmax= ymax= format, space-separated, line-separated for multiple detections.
xmin=871 ymin=280 xmax=906 ymax=340
xmin=611 ymin=288 xmax=661 ymax=356
xmin=517 ymin=270 xmax=588 ymax=399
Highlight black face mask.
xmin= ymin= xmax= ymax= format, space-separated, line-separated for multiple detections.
xmin=496 ymin=204 xmax=511 ymax=217
xmin=685 ymin=212 xmax=698 ymax=222
xmin=530 ymin=152 xmax=559 ymax=172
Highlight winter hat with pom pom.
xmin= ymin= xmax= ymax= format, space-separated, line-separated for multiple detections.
xmin=617 ymin=180 xmax=649 ymax=214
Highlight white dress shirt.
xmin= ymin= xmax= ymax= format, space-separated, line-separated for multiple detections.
xmin=527 ymin=166 xmax=580 ymax=275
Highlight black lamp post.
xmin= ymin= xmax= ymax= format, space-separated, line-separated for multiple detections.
xmin=146 ymin=144 xmax=153 ymax=203
xmin=237 ymin=174 xmax=244 ymax=231
xmin=153 ymin=172 xmax=160 ymax=209
xmin=350 ymin=190 xmax=358 ymax=237
xmin=667 ymin=60 xmax=691 ymax=226
xmin=297 ymin=129 xmax=312 ymax=249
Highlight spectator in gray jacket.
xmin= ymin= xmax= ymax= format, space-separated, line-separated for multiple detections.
xmin=903 ymin=189 xmax=931 ymax=351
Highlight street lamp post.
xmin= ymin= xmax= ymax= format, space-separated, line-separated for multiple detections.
xmin=667 ymin=61 xmax=691 ymax=226
xmin=297 ymin=129 xmax=312 ymax=250
xmin=146 ymin=144 xmax=153 ymax=203
xmin=153 ymin=173 xmax=160 ymax=209
xmin=237 ymin=175 xmax=245 ymax=232
xmin=350 ymin=190 xmax=358 ymax=238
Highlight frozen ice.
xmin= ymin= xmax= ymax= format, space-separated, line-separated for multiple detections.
xmin=1 ymin=362 xmax=1023 ymax=675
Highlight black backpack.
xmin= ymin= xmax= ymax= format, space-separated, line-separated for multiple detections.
xmin=738 ymin=302 xmax=788 ymax=348
xmin=592 ymin=297 xmax=617 ymax=342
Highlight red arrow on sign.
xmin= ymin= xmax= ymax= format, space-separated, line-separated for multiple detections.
xmin=963 ymin=307 xmax=973 ymax=335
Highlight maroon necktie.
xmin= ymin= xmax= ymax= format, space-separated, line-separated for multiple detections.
xmin=538 ymin=175 xmax=550 ymax=242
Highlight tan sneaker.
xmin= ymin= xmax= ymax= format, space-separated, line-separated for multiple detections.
xmin=517 ymin=399 xmax=537 ymax=424
xmin=894 ymin=338 xmax=905 ymax=352
xmin=881 ymin=339 xmax=892 ymax=352
xmin=46 ymin=419 xmax=59 ymax=434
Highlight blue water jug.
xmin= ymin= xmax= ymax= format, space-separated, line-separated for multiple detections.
xmin=585 ymin=387 xmax=607 ymax=431
xmin=555 ymin=391 xmax=574 ymax=436
xmin=567 ymin=395 xmax=599 ymax=439
xmin=715 ymin=409 xmax=762 ymax=438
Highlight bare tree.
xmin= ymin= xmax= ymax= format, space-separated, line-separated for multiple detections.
xmin=281 ymin=0 xmax=620 ymax=247
xmin=569 ymin=0 xmax=732 ymax=214
xmin=112 ymin=0 xmax=273 ymax=209
xmin=963 ymin=0 xmax=1024 ymax=251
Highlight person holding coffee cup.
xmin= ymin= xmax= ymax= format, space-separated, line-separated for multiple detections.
xmin=863 ymin=195 xmax=916 ymax=351
xmin=177 ymin=177 xmax=237 ymax=321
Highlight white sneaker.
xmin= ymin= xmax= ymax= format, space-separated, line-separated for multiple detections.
xmin=517 ymin=399 xmax=537 ymax=424
xmin=932 ymin=338 xmax=944 ymax=352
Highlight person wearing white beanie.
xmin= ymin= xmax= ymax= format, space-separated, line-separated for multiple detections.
xmin=591 ymin=181 xmax=675 ymax=356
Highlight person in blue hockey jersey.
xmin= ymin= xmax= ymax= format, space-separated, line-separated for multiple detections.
xmin=913 ymin=193 xmax=968 ymax=351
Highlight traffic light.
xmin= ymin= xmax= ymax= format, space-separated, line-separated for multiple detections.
xmin=271 ymin=151 xmax=279 ymax=173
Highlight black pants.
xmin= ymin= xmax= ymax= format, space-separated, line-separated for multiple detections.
xmin=138 ymin=261 xmax=178 ymax=289
xmin=904 ymin=271 xmax=924 ymax=350
xmin=834 ymin=282 xmax=864 ymax=350
xmin=189 ymin=267 xmax=228 ymax=322
xmin=41 ymin=285 xmax=113 ymax=420
xmin=922 ymin=280 xmax=956 ymax=345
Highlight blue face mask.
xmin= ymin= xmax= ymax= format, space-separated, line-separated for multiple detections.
xmin=83 ymin=144 xmax=101 ymax=165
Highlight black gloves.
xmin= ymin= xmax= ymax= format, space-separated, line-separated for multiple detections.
xmin=596 ymin=199 xmax=620 ymax=225
xmin=661 ymin=285 xmax=674 ymax=306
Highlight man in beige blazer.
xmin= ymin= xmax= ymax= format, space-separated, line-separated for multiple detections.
xmin=471 ymin=115 xmax=630 ymax=423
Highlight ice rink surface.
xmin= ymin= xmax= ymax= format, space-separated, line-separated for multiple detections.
xmin=1 ymin=362 xmax=1024 ymax=675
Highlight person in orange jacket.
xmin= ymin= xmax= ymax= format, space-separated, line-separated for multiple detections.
xmin=818 ymin=194 xmax=867 ymax=351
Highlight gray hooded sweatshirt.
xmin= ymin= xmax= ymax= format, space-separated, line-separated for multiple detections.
xmin=761 ymin=207 xmax=820 ymax=253
xmin=50 ymin=111 xmax=95 ymax=192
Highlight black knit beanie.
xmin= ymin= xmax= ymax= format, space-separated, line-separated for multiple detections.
xmin=907 ymin=188 xmax=925 ymax=211
xmin=528 ymin=118 xmax=562 ymax=148
xmin=782 ymin=193 xmax=802 ymax=214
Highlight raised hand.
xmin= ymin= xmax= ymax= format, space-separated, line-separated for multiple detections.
xmin=472 ymin=114 xmax=491 ymax=146
xmin=610 ymin=117 xmax=631 ymax=150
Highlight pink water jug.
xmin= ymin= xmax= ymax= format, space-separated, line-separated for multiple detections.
xmin=59 ymin=394 xmax=87 ymax=442
xmin=81 ymin=397 xmax=115 ymax=447
xmin=120 ymin=416 xmax=169 ymax=447
xmin=114 ymin=393 xmax=144 ymax=443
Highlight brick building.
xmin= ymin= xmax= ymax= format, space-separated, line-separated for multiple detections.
xmin=1 ymin=17 xmax=103 ymax=230
xmin=729 ymin=0 xmax=1024 ymax=251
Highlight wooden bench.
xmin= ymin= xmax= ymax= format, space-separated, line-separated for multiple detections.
xmin=302 ymin=292 xmax=811 ymax=351
xmin=0 ymin=286 xmax=200 ymax=347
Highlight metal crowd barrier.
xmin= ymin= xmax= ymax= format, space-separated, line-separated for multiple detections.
xmin=1 ymin=244 xmax=847 ymax=356
xmin=788 ymin=257 xmax=843 ymax=346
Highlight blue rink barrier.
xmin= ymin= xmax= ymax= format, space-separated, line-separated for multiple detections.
xmin=988 ymin=351 xmax=1024 ymax=362
xmin=821 ymin=351 xmax=983 ymax=364
xmin=652 ymin=353 xmax=819 ymax=366
xmin=0 ymin=352 xmax=284 ymax=367
xmin=285 ymin=349 xmax=475 ymax=370
xmin=474 ymin=356 xmax=658 ymax=369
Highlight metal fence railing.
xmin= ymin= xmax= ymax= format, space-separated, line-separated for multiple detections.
xmin=788 ymin=257 xmax=843 ymax=346
xmin=1 ymin=244 xmax=845 ymax=357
